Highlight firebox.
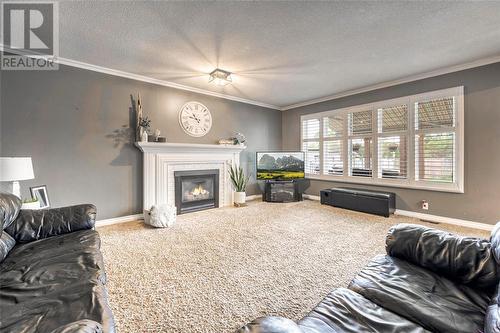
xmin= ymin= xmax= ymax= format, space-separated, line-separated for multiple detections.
xmin=174 ymin=169 xmax=219 ymax=214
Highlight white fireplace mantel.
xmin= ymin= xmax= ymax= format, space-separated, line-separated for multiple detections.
xmin=135 ymin=142 xmax=247 ymax=154
xmin=135 ymin=142 xmax=246 ymax=211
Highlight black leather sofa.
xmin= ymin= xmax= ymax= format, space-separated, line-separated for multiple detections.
xmin=0 ymin=192 xmax=115 ymax=333
xmin=238 ymin=223 xmax=500 ymax=333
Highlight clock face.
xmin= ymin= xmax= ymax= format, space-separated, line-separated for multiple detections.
xmin=178 ymin=101 xmax=212 ymax=137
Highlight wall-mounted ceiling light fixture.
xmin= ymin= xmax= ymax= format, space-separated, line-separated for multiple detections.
xmin=209 ymin=68 xmax=232 ymax=86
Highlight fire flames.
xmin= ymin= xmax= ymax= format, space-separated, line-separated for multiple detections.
xmin=192 ymin=184 xmax=208 ymax=196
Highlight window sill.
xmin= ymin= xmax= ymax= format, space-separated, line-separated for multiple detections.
xmin=305 ymin=174 xmax=464 ymax=193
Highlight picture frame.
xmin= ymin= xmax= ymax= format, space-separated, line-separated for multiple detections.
xmin=30 ymin=185 xmax=50 ymax=209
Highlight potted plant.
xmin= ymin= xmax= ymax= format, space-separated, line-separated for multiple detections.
xmin=138 ymin=116 xmax=151 ymax=142
xmin=229 ymin=165 xmax=249 ymax=205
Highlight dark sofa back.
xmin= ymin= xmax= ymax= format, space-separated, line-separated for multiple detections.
xmin=386 ymin=223 xmax=499 ymax=289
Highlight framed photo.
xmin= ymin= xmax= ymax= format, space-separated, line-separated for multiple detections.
xmin=30 ymin=185 xmax=50 ymax=209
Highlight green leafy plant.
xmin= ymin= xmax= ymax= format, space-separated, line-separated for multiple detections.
xmin=139 ymin=116 xmax=151 ymax=130
xmin=229 ymin=165 xmax=249 ymax=192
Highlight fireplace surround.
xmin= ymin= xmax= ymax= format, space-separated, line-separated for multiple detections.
xmin=174 ymin=169 xmax=219 ymax=214
xmin=135 ymin=142 xmax=246 ymax=214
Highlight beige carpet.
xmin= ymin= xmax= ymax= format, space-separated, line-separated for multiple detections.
xmin=98 ymin=200 xmax=489 ymax=333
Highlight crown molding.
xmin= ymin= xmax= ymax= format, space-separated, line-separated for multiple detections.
xmin=0 ymin=44 xmax=281 ymax=110
xmin=2 ymin=44 xmax=499 ymax=112
xmin=57 ymin=57 xmax=282 ymax=110
xmin=281 ymin=55 xmax=500 ymax=111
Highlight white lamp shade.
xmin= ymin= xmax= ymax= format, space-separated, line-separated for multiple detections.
xmin=0 ymin=157 xmax=35 ymax=181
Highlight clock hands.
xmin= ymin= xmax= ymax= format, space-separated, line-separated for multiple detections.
xmin=188 ymin=115 xmax=200 ymax=123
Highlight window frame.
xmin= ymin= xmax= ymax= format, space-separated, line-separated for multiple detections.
xmin=300 ymin=86 xmax=464 ymax=193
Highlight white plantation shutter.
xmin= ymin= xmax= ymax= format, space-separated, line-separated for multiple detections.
xmin=377 ymin=105 xmax=408 ymax=179
xmin=378 ymin=136 xmax=408 ymax=179
xmin=378 ymin=105 xmax=408 ymax=133
xmin=300 ymin=87 xmax=463 ymax=192
xmin=324 ymin=140 xmax=343 ymax=175
xmin=323 ymin=115 xmax=344 ymax=175
xmin=415 ymin=133 xmax=455 ymax=182
xmin=348 ymin=110 xmax=373 ymax=177
xmin=324 ymin=115 xmax=343 ymax=138
xmin=349 ymin=110 xmax=372 ymax=135
xmin=414 ymin=97 xmax=456 ymax=183
xmin=349 ymin=137 xmax=373 ymax=177
xmin=302 ymin=118 xmax=320 ymax=175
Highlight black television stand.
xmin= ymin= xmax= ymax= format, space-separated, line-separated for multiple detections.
xmin=262 ymin=179 xmax=306 ymax=203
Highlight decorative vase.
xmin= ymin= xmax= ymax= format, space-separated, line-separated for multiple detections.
xmin=234 ymin=191 xmax=246 ymax=205
xmin=140 ymin=127 xmax=148 ymax=142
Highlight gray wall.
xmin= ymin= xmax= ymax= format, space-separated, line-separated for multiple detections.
xmin=283 ymin=62 xmax=500 ymax=225
xmin=1 ymin=65 xmax=282 ymax=219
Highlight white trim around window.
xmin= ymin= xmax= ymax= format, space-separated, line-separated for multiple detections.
xmin=300 ymin=86 xmax=464 ymax=193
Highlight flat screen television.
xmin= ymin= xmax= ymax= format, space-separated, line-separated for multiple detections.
xmin=256 ymin=151 xmax=305 ymax=180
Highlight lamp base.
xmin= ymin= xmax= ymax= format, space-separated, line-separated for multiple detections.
xmin=11 ymin=181 xmax=21 ymax=198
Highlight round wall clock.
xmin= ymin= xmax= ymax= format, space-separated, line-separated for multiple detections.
xmin=178 ymin=101 xmax=212 ymax=137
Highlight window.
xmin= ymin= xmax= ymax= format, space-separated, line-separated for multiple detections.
xmin=348 ymin=110 xmax=373 ymax=177
xmin=377 ymin=104 xmax=408 ymax=179
xmin=302 ymin=118 xmax=320 ymax=175
xmin=323 ymin=115 xmax=343 ymax=175
xmin=300 ymin=87 xmax=464 ymax=192
xmin=414 ymin=97 xmax=456 ymax=183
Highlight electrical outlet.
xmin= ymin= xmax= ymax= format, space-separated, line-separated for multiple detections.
xmin=421 ymin=200 xmax=429 ymax=210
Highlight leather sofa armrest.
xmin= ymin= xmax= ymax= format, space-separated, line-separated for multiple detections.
xmin=4 ymin=204 xmax=97 ymax=243
xmin=236 ymin=317 xmax=303 ymax=333
xmin=49 ymin=320 xmax=104 ymax=333
xmin=386 ymin=223 xmax=498 ymax=288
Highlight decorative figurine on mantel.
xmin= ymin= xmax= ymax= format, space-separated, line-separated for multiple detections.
xmin=218 ymin=132 xmax=247 ymax=146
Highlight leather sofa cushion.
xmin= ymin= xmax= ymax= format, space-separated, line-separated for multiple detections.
xmin=0 ymin=229 xmax=114 ymax=332
xmin=485 ymin=284 xmax=500 ymax=333
xmin=491 ymin=223 xmax=500 ymax=265
xmin=486 ymin=224 xmax=500 ymax=333
xmin=349 ymin=254 xmax=490 ymax=333
xmin=298 ymin=288 xmax=429 ymax=333
xmin=386 ymin=223 xmax=498 ymax=289
xmin=0 ymin=232 xmax=15 ymax=263
xmin=237 ymin=316 xmax=303 ymax=333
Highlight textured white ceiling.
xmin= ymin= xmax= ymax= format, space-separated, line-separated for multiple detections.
xmin=59 ymin=1 xmax=500 ymax=109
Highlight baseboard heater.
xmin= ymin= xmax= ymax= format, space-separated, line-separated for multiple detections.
xmin=320 ymin=187 xmax=395 ymax=217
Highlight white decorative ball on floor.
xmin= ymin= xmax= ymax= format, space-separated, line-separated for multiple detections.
xmin=145 ymin=204 xmax=176 ymax=228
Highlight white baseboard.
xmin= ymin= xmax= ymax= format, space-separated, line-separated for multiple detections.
xmin=96 ymin=213 xmax=143 ymax=227
xmin=246 ymin=194 xmax=260 ymax=201
xmin=307 ymin=193 xmax=493 ymax=231
xmin=394 ymin=209 xmax=493 ymax=231
xmin=303 ymin=194 xmax=320 ymax=201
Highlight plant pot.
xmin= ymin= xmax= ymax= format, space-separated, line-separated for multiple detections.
xmin=234 ymin=191 xmax=246 ymax=204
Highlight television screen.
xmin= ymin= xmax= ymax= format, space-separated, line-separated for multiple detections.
xmin=256 ymin=152 xmax=305 ymax=180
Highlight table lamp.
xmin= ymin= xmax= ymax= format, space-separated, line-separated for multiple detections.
xmin=0 ymin=157 xmax=35 ymax=198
